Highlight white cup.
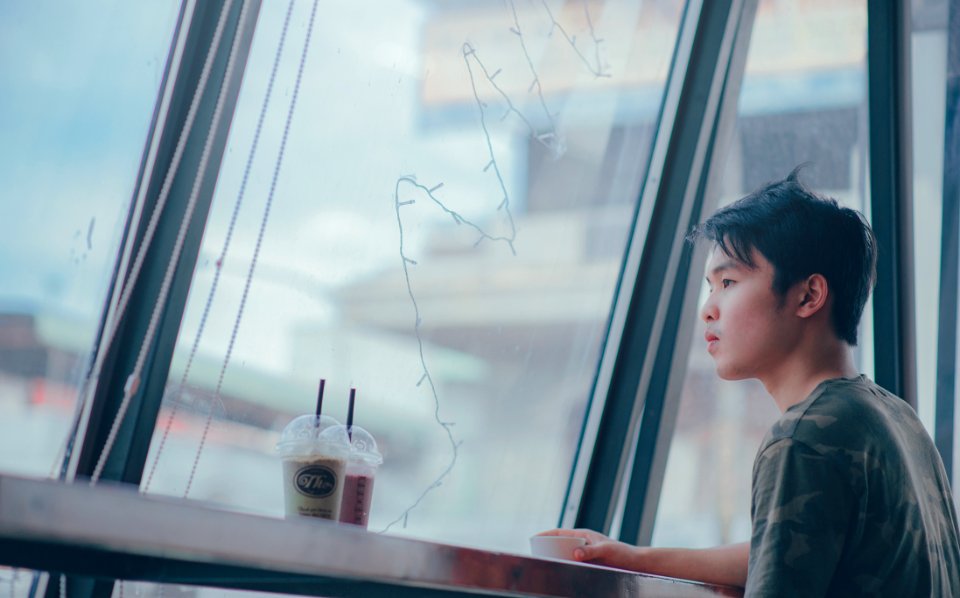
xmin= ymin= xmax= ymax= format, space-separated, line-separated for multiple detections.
xmin=529 ymin=535 xmax=587 ymax=560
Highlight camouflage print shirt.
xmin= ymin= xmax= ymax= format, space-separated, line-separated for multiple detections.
xmin=746 ymin=375 xmax=960 ymax=597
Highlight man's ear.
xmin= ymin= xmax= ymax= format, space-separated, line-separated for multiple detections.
xmin=796 ymin=274 xmax=828 ymax=318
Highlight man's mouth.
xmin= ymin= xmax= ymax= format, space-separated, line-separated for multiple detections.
xmin=704 ymin=331 xmax=719 ymax=352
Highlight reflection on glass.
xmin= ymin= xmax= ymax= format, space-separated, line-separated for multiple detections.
xmin=652 ymin=0 xmax=869 ymax=548
xmin=1 ymin=567 xmax=33 ymax=597
xmin=910 ymin=0 xmax=948 ymax=440
xmin=71 ymin=581 xmax=279 ymax=598
xmin=141 ymin=0 xmax=685 ymax=552
xmin=0 ymin=2 xmax=181 ymax=477
xmin=909 ymin=0 xmax=960 ymax=493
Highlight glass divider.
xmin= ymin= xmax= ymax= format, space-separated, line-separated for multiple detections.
xmin=617 ymin=0 xmax=760 ymax=546
xmin=867 ymin=0 xmax=918 ymax=407
xmin=935 ymin=0 xmax=960 ymax=483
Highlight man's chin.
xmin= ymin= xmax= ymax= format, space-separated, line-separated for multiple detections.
xmin=713 ymin=363 xmax=749 ymax=381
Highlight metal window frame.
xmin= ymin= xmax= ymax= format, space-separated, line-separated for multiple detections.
xmin=561 ymin=0 xmax=760 ymax=537
xmin=936 ymin=0 xmax=960 ymax=481
xmin=65 ymin=0 xmax=261 ymax=486
xmin=618 ymin=0 xmax=759 ymax=547
xmin=60 ymin=0 xmax=262 ymax=485
xmin=35 ymin=1 xmax=262 ymax=597
xmin=559 ymin=0 xmax=702 ymax=534
xmin=868 ymin=0 xmax=918 ymax=407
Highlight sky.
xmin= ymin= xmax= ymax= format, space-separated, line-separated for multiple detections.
xmin=0 ymin=2 xmax=181 ymax=319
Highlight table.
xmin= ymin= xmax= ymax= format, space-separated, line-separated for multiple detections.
xmin=0 ymin=474 xmax=742 ymax=597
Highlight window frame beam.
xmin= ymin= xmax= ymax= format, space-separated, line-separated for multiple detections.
xmin=562 ymin=0 xmax=760 ymax=539
xmin=867 ymin=0 xmax=917 ymax=407
xmin=36 ymin=2 xmax=262 ymax=597
xmin=935 ymin=0 xmax=960 ymax=481
xmin=617 ymin=0 xmax=759 ymax=546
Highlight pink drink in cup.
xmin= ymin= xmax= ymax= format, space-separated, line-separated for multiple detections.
xmin=337 ymin=425 xmax=382 ymax=528
xmin=341 ymin=471 xmax=375 ymax=526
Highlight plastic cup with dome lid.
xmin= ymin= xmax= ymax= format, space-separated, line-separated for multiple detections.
xmin=337 ymin=388 xmax=382 ymax=528
xmin=277 ymin=383 xmax=351 ymax=520
xmin=337 ymin=424 xmax=383 ymax=528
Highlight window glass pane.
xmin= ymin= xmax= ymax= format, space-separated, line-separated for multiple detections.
xmin=0 ymin=2 xmax=181 ymax=477
xmin=911 ymin=0 xmax=948 ymax=442
xmin=115 ymin=582 xmax=280 ymax=597
xmin=652 ymin=0 xmax=869 ymax=548
xmin=141 ymin=0 xmax=686 ymax=552
xmin=1 ymin=567 xmax=33 ymax=597
xmin=2 ymin=575 xmax=316 ymax=598
xmin=29 ymin=580 xmax=284 ymax=598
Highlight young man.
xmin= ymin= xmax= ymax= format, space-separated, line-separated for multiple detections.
xmin=542 ymin=170 xmax=960 ymax=596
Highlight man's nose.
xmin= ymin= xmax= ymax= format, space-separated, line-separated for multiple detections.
xmin=700 ymin=295 xmax=718 ymax=322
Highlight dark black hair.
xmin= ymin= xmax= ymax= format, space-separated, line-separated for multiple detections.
xmin=688 ymin=166 xmax=877 ymax=345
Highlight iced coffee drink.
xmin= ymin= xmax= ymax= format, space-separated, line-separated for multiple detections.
xmin=277 ymin=415 xmax=350 ymax=520
xmin=337 ymin=425 xmax=382 ymax=528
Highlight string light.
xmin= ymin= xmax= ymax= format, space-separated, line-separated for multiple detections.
xmin=382 ymin=0 xmax=611 ymax=531
xmin=542 ymin=0 xmax=611 ymax=78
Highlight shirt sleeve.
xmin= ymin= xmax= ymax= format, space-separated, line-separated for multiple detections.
xmin=745 ymin=438 xmax=854 ymax=597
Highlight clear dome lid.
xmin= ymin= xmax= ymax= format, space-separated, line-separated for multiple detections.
xmin=341 ymin=425 xmax=383 ymax=465
xmin=276 ymin=414 xmax=349 ymax=457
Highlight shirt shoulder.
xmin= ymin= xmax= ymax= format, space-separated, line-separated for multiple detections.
xmin=750 ymin=376 xmax=960 ymax=596
xmin=759 ymin=376 xmax=920 ymax=459
xmin=748 ymin=435 xmax=854 ymax=596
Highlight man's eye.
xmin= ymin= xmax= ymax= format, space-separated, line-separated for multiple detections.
xmin=721 ymin=279 xmax=734 ymax=288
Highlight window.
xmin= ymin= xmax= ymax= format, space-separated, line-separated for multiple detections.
xmin=651 ymin=0 xmax=870 ymax=548
xmin=910 ymin=0 xmax=948 ymax=437
xmin=139 ymin=0 xmax=686 ymax=552
xmin=0 ymin=1 xmax=181 ymax=477
xmin=909 ymin=0 xmax=960 ymax=490
xmin=0 ymin=1 xmax=948 ymax=594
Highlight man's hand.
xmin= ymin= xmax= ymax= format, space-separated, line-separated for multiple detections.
xmin=535 ymin=530 xmax=749 ymax=589
xmin=535 ymin=528 xmax=643 ymax=570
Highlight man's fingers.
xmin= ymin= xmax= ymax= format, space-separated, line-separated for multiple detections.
xmin=574 ymin=542 xmax=610 ymax=563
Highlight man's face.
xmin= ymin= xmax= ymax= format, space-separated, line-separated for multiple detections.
xmin=700 ymin=247 xmax=800 ymax=381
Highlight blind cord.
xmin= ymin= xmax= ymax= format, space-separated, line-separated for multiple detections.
xmin=90 ymin=0 xmax=240 ymax=485
xmin=143 ymin=0 xmax=296 ymax=495
xmin=46 ymin=0 xmax=231 ymax=484
xmin=182 ymin=0 xmax=320 ymax=498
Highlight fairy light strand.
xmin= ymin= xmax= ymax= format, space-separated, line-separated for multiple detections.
xmin=506 ymin=0 xmax=561 ymax=152
xmin=382 ymin=173 xmax=517 ymax=532
xmin=382 ymin=0 xmax=613 ymax=530
xmin=541 ymin=0 xmax=610 ymax=78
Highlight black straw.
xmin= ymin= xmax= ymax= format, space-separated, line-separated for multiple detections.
xmin=314 ymin=378 xmax=326 ymax=427
xmin=346 ymin=388 xmax=356 ymax=441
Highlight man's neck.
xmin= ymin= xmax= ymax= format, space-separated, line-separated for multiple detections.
xmin=761 ymin=339 xmax=858 ymax=413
